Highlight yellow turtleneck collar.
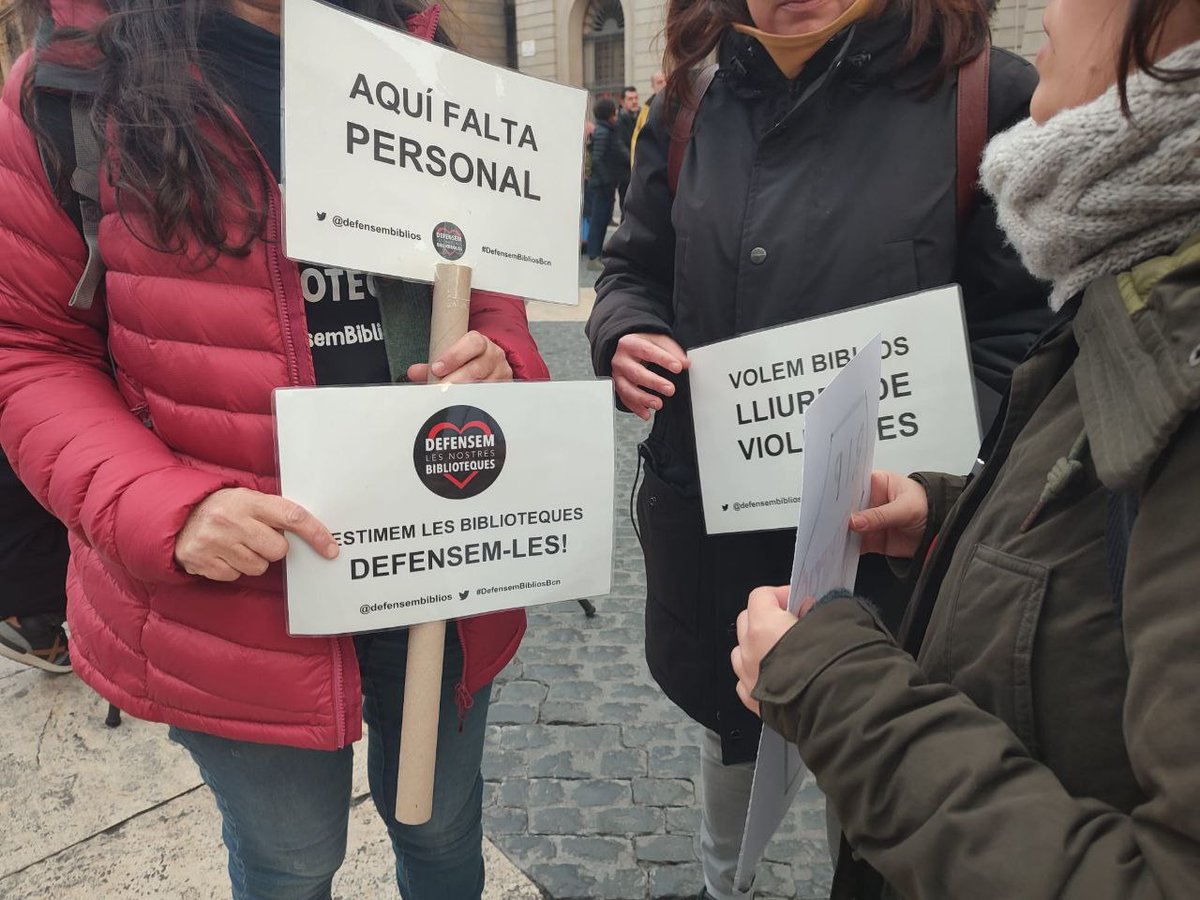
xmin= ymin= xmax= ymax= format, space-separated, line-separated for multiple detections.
xmin=732 ymin=0 xmax=875 ymax=79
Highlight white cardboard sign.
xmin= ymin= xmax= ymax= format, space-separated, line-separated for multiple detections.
xmin=282 ymin=0 xmax=587 ymax=304
xmin=275 ymin=381 xmax=615 ymax=635
xmin=688 ymin=286 xmax=980 ymax=534
xmin=736 ymin=338 xmax=882 ymax=890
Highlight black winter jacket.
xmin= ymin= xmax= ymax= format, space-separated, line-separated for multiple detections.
xmin=589 ymin=118 xmax=629 ymax=190
xmin=586 ymin=15 xmax=1051 ymax=763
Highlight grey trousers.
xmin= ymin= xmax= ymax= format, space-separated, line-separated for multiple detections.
xmin=699 ymin=729 xmax=758 ymax=900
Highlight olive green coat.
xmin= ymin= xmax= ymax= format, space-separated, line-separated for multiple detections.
xmin=755 ymin=246 xmax=1200 ymax=899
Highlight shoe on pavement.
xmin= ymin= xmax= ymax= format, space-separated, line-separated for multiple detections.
xmin=0 ymin=614 xmax=72 ymax=673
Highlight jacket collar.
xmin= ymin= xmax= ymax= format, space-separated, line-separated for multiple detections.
xmin=717 ymin=6 xmax=928 ymax=94
xmin=1074 ymin=243 xmax=1200 ymax=490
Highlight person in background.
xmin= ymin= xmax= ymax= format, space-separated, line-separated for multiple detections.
xmin=734 ymin=0 xmax=1200 ymax=895
xmin=0 ymin=452 xmax=70 ymax=673
xmin=0 ymin=0 xmax=548 ymax=897
xmin=586 ymin=96 xmax=628 ymax=271
xmin=585 ymin=0 xmax=1051 ymax=894
xmin=631 ymin=72 xmax=667 ymax=164
xmin=616 ymin=85 xmax=640 ymax=214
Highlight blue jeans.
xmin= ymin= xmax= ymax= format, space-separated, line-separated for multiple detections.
xmin=170 ymin=627 xmax=492 ymax=900
xmin=586 ymin=181 xmax=616 ymax=260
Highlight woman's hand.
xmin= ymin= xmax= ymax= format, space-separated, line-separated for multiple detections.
xmin=849 ymin=471 xmax=929 ymax=559
xmin=174 ymin=488 xmax=338 ymax=581
xmin=406 ymin=331 xmax=513 ymax=383
xmin=610 ymin=332 xmax=690 ymax=421
xmin=732 ymin=586 xmax=815 ymax=716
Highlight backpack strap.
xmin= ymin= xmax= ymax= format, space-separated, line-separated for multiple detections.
xmin=955 ymin=40 xmax=990 ymax=231
xmin=31 ymin=36 xmax=105 ymax=312
xmin=66 ymin=95 xmax=104 ymax=311
xmin=667 ymin=63 xmax=718 ymax=197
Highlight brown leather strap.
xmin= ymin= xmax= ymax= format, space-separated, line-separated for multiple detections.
xmin=955 ymin=40 xmax=990 ymax=231
xmin=668 ymin=63 xmax=718 ymax=197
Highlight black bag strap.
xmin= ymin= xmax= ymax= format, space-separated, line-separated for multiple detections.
xmin=667 ymin=63 xmax=718 ymax=197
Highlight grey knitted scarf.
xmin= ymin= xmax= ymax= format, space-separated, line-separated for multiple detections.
xmin=980 ymin=41 xmax=1200 ymax=310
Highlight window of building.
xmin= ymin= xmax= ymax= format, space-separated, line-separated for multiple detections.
xmin=582 ymin=0 xmax=624 ymax=100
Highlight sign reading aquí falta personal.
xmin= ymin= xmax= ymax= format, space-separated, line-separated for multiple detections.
xmin=281 ymin=0 xmax=587 ymax=304
xmin=275 ymin=381 xmax=615 ymax=635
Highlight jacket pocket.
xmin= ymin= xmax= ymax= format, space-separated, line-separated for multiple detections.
xmin=941 ymin=543 xmax=1049 ymax=754
xmin=636 ymin=458 xmax=705 ymax=634
xmin=882 ymin=239 xmax=920 ymax=297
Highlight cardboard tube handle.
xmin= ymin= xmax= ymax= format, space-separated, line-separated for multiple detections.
xmin=395 ymin=263 xmax=472 ymax=825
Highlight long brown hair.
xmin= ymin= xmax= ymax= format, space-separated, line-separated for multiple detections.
xmin=20 ymin=0 xmax=450 ymax=259
xmin=661 ymin=0 xmax=990 ymax=118
xmin=1117 ymin=0 xmax=1200 ymax=113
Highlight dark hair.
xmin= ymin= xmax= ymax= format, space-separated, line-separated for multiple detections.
xmin=20 ymin=0 xmax=451 ymax=259
xmin=622 ymin=85 xmax=637 ymax=97
xmin=593 ymin=97 xmax=616 ymax=121
xmin=662 ymin=0 xmax=989 ymax=119
xmin=1117 ymin=0 xmax=1200 ymax=113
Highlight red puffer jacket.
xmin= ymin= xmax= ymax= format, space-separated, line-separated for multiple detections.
xmin=0 ymin=37 xmax=547 ymax=749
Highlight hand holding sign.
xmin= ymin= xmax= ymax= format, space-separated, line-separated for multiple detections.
xmin=405 ymin=330 xmax=512 ymax=384
xmin=731 ymin=586 xmax=814 ymax=716
xmin=849 ymin=471 xmax=929 ymax=558
xmin=610 ymin=332 xmax=690 ymax=421
xmin=174 ymin=488 xmax=339 ymax=581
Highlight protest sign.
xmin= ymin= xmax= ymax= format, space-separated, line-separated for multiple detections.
xmin=735 ymin=338 xmax=882 ymax=891
xmin=275 ymin=380 xmax=615 ymax=635
xmin=688 ymin=286 xmax=979 ymax=534
xmin=281 ymin=0 xmax=587 ymax=304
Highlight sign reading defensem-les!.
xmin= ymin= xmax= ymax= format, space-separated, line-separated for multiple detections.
xmin=281 ymin=0 xmax=587 ymax=304
xmin=275 ymin=381 xmax=615 ymax=635
xmin=688 ymin=286 xmax=981 ymax=534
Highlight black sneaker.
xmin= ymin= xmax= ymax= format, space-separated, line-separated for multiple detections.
xmin=0 ymin=614 xmax=72 ymax=673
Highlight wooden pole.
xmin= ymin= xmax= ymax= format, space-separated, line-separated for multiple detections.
xmin=395 ymin=263 xmax=472 ymax=825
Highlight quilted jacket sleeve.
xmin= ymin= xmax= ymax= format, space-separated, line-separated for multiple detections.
xmin=0 ymin=54 xmax=233 ymax=584
xmin=467 ymin=290 xmax=550 ymax=382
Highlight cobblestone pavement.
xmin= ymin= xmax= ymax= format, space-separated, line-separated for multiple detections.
xmin=482 ymin=321 xmax=834 ymax=900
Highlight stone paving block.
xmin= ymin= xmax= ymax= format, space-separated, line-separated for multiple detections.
xmin=756 ymin=861 xmax=799 ymax=898
xmin=528 ymin=863 xmax=594 ymax=899
xmin=592 ymin=866 xmax=650 ymax=900
xmin=562 ymin=778 xmax=631 ymax=808
xmin=495 ymin=777 xmax=530 ymax=807
xmin=487 ymin=702 xmax=540 ymax=725
xmin=666 ymin=805 xmax=702 ymax=835
xmin=557 ymin=835 xmax=636 ymax=865
xmin=545 ymin=679 xmax=597 ymax=701
xmin=527 ymin=778 xmax=567 ymax=805
xmin=648 ymin=743 xmax=703 ymax=778
xmin=495 ymin=680 xmax=549 ymax=704
xmin=634 ymin=834 xmax=695 ymax=864
xmin=520 ymin=663 xmax=585 ymax=682
xmin=528 ymin=805 xmax=586 ymax=835
xmin=494 ymin=834 xmax=556 ymax=864
xmin=483 ymin=805 xmax=529 ymax=835
xmin=480 ymin=748 xmax=525 ymax=781
xmin=648 ymin=862 xmax=705 ymax=898
xmin=633 ymin=777 xmax=695 ymax=807
xmin=589 ymin=805 xmax=664 ymax=836
xmin=539 ymin=700 xmax=594 ymax=724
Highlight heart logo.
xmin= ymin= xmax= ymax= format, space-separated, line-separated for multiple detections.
xmin=427 ymin=420 xmax=493 ymax=489
xmin=414 ymin=406 xmax=506 ymax=500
